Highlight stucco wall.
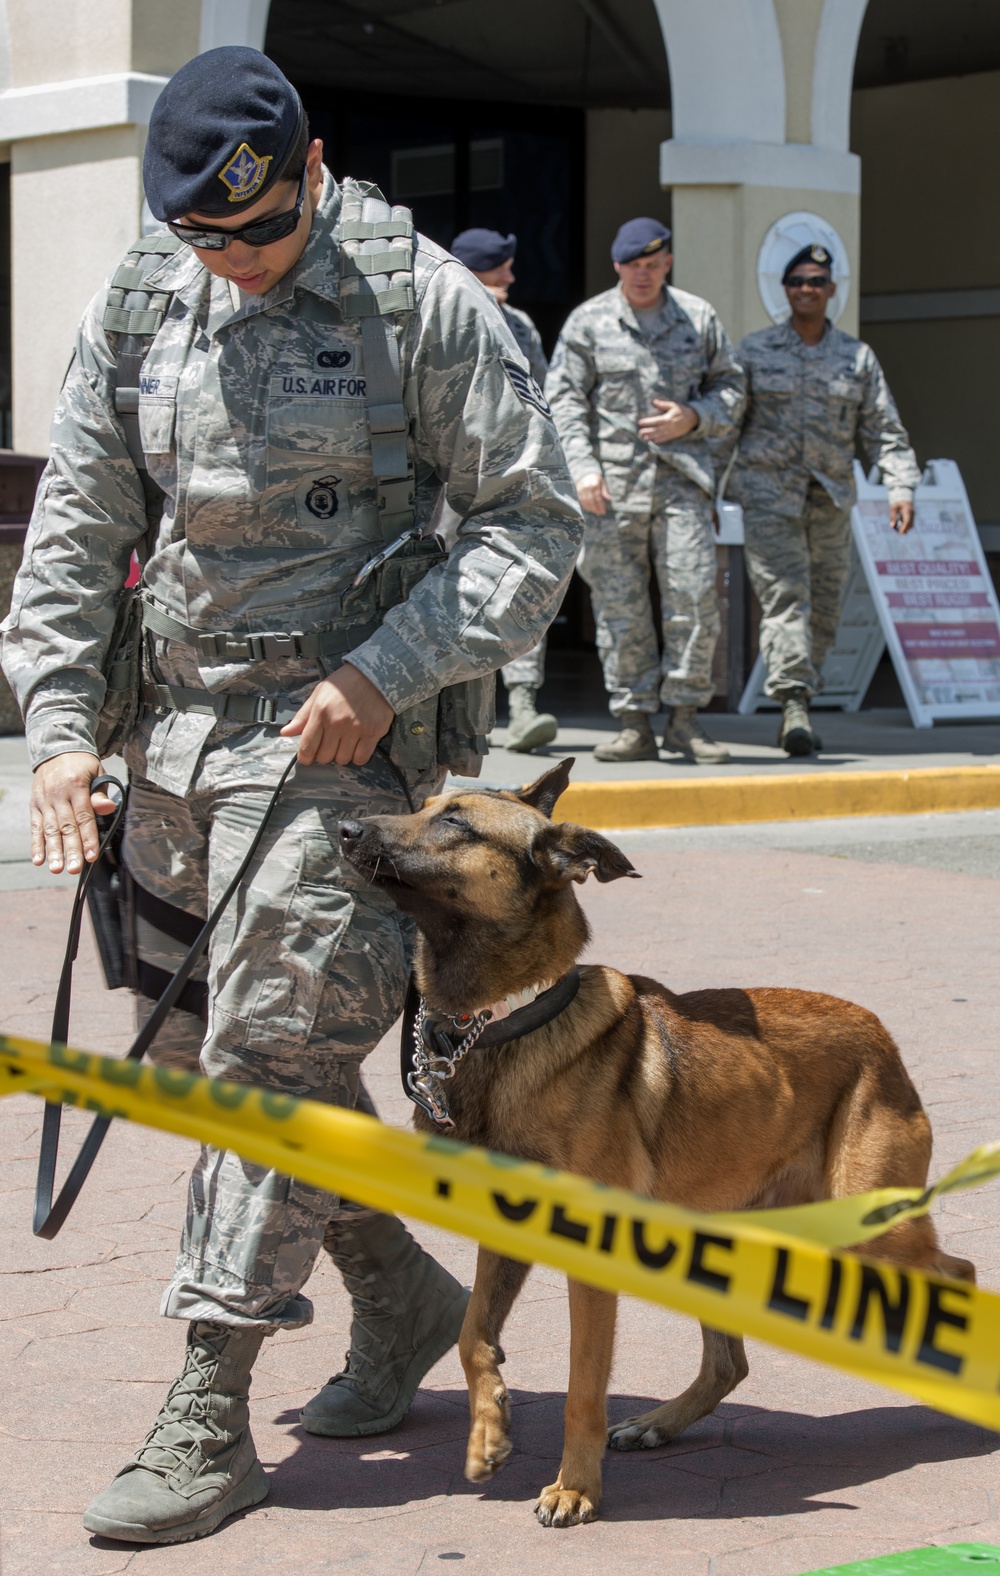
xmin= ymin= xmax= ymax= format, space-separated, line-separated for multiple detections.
xmin=11 ymin=124 xmax=146 ymax=454
xmin=853 ymin=69 xmax=1000 ymax=520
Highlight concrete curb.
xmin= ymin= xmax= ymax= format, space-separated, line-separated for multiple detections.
xmin=556 ymin=764 xmax=1000 ymax=830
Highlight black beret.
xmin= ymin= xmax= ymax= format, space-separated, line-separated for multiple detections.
xmin=611 ymin=217 xmax=672 ymax=264
xmin=782 ymin=243 xmax=834 ymax=282
xmin=451 ymin=229 xmax=517 ymax=272
xmin=144 ymin=46 xmax=304 ymax=222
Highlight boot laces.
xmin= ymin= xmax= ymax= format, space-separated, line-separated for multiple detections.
xmin=131 ymin=1331 xmax=234 ymax=1479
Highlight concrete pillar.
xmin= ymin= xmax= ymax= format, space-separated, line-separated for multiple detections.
xmin=0 ymin=0 xmax=201 ymax=455
xmin=652 ymin=0 xmax=867 ymax=341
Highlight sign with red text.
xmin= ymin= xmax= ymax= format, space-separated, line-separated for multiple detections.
xmin=853 ymin=460 xmax=1000 ymax=727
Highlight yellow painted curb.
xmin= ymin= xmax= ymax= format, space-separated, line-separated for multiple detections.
xmin=555 ymin=764 xmax=1000 ymax=831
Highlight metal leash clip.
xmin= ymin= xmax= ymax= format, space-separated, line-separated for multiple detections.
xmin=352 ymin=527 xmax=422 ymax=590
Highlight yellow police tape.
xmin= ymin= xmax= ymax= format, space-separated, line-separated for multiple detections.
xmin=3 ymin=1032 xmax=1000 ymax=1433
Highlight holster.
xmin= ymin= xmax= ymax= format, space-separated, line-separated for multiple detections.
xmin=84 ymin=798 xmax=131 ymax=991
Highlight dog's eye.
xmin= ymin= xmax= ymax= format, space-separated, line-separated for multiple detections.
xmin=439 ymin=812 xmax=468 ymax=831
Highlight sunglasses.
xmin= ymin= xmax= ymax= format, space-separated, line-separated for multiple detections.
xmin=168 ymin=166 xmax=307 ymax=252
xmin=784 ymin=274 xmax=832 ymax=290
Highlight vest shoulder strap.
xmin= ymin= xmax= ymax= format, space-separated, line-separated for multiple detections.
xmin=102 ymin=233 xmax=183 ymax=541
xmin=338 ymin=181 xmax=416 ymax=542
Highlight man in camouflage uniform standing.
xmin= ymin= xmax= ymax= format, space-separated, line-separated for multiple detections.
xmin=451 ymin=227 xmax=558 ymax=753
xmin=2 ymin=49 xmax=581 ymax=1545
xmin=729 ymin=243 xmax=919 ymax=754
xmin=546 ymin=218 xmax=745 ymax=763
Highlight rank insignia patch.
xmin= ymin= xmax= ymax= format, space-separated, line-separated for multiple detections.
xmin=305 ymin=474 xmax=341 ymax=520
xmin=218 ymin=143 xmax=273 ymax=204
xmin=501 ymin=358 xmax=551 ymax=418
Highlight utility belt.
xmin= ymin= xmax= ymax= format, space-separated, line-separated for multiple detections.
xmin=97 ymin=547 xmax=495 ymax=777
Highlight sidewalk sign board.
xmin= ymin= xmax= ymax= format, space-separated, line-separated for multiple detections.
xmin=738 ymin=459 xmax=1000 ymax=727
xmin=738 ymin=542 xmax=886 ymax=714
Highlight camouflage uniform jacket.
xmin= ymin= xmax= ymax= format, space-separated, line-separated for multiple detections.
xmin=501 ymin=303 xmax=548 ymax=388
xmin=2 ymin=170 xmax=582 ymax=788
xmin=544 ymin=284 xmax=745 ymax=511
xmin=728 ymin=319 xmax=920 ymax=517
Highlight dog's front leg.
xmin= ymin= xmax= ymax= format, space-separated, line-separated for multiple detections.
xmin=536 ymin=1279 xmax=617 ymax=1527
xmin=461 ymin=1249 xmax=530 ymax=1483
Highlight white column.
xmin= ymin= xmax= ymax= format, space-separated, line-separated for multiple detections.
xmin=0 ymin=0 xmax=208 ymax=455
xmin=652 ymin=0 xmax=867 ymax=341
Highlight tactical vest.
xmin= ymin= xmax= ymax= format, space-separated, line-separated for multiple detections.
xmin=97 ymin=180 xmax=493 ymax=775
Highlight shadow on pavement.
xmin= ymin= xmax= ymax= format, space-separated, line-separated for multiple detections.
xmin=260 ymin=1391 xmax=997 ymax=1524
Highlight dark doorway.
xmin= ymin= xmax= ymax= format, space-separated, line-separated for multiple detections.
xmin=303 ymin=90 xmax=585 ymax=353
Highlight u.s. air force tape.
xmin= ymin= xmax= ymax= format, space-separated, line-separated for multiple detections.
xmin=4 ymin=1032 xmax=1000 ymax=1433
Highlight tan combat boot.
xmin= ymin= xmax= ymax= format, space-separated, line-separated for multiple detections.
xmin=82 ymin=1321 xmax=269 ymax=1544
xmin=505 ymin=683 xmax=558 ymax=753
xmin=592 ymin=710 xmax=659 ymax=762
xmin=779 ymin=693 xmax=821 ymax=756
xmin=662 ymin=706 xmax=731 ymax=765
xmin=300 ymin=1212 xmax=469 ymax=1437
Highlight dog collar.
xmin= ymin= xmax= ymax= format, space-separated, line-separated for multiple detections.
xmin=399 ymin=968 xmax=581 ymax=1128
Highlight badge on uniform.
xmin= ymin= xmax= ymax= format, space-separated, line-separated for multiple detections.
xmin=305 ymin=474 xmax=341 ymax=519
xmin=218 ymin=143 xmax=273 ymax=204
xmin=501 ymin=358 xmax=551 ymax=419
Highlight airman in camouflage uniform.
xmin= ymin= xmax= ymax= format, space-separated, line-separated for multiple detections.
xmin=451 ymin=226 xmax=557 ymax=752
xmin=729 ymin=243 xmax=919 ymax=754
xmin=3 ymin=50 xmax=581 ymax=1545
xmin=546 ymin=217 xmax=745 ymax=763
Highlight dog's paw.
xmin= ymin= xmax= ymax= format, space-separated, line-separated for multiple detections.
xmin=464 ymin=1420 xmax=513 ymax=1482
xmin=607 ymin=1418 xmax=674 ymax=1451
xmin=535 ymin=1483 xmax=599 ymax=1527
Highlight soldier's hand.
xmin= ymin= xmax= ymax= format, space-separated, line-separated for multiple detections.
xmin=281 ymin=663 xmax=396 ymax=767
xmin=577 ymin=473 xmax=612 ymax=516
xmin=639 ymin=400 xmax=699 ymax=445
xmin=891 ymin=501 xmax=915 ymax=534
xmin=31 ymin=751 xmax=115 ymax=875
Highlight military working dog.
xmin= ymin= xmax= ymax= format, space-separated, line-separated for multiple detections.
xmin=338 ymin=759 xmax=974 ymax=1528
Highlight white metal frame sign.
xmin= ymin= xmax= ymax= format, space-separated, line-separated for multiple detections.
xmin=852 ymin=459 xmax=1000 ymax=727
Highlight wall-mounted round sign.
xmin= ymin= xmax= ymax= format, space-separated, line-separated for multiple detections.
xmin=756 ymin=211 xmax=850 ymax=325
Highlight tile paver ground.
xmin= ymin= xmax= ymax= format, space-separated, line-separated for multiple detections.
xmin=2 ymin=768 xmax=1000 ymax=1573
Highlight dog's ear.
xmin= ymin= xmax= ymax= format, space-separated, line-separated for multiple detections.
xmin=516 ymin=758 xmax=575 ymax=820
xmin=534 ymin=820 xmax=641 ymax=886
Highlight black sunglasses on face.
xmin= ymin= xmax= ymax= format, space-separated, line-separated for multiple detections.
xmin=785 ymin=274 xmax=831 ymax=290
xmin=168 ymin=166 xmax=307 ymax=252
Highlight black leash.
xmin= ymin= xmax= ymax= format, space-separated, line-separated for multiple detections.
xmin=32 ymin=755 xmax=298 ymax=1238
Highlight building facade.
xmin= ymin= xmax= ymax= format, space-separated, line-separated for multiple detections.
xmin=0 ymin=0 xmax=997 ymax=530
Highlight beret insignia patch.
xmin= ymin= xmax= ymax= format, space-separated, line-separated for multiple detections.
xmin=218 ymin=143 xmax=273 ymax=204
xmin=501 ymin=357 xmax=551 ymax=418
xmin=810 ymin=244 xmax=830 ymax=263
xmin=641 ymin=238 xmax=666 ymax=255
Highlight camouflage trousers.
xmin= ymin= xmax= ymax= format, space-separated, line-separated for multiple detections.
xmin=576 ymin=470 xmax=720 ymax=714
xmin=743 ymin=483 xmax=852 ymax=701
xmin=122 ymin=747 xmax=424 ymax=1333
xmin=501 ymin=633 xmax=548 ymax=690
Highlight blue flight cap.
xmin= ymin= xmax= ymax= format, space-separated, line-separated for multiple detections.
xmin=144 ymin=46 xmax=305 ymax=222
xmin=611 ymin=217 xmax=672 ymax=264
xmin=450 ymin=229 xmax=517 ymax=272
xmin=782 ymin=243 xmax=834 ymax=281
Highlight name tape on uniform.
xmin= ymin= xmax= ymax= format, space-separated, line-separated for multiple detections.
xmin=3 ymin=1033 xmax=1000 ymax=1433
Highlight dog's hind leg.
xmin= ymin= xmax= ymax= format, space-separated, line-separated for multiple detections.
xmin=825 ymin=1065 xmax=977 ymax=1286
xmin=462 ymin=1250 xmax=530 ymax=1484
xmin=607 ymin=1325 xmax=748 ymax=1452
xmin=536 ymin=1279 xmax=617 ymax=1527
